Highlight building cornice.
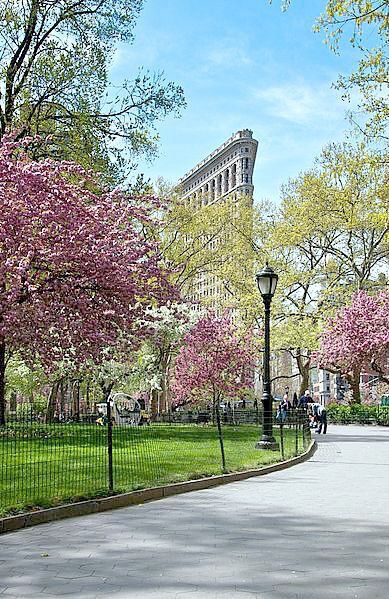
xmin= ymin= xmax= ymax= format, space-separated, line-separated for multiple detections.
xmin=178 ymin=129 xmax=258 ymax=186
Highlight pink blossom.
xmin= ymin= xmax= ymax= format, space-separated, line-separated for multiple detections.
xmin=172 ymin=313 xmax=256 ymax=405
xmin=0 ymin=136 xmax=176 ymax=375
xmin=316 ymin=290 xmax=389 ymax=378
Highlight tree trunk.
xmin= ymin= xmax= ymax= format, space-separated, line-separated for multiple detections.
xmin=159 ymin=385 xmax=166 ymax=413
xmin=66 ymin=379 xmax=72 ymax=414
xmin=214 ymin=391 xmax=226 ymax=472
xmin=45 ymin=381 xmax=59 ymax=423
xmin=165 ymin=354 xmax=172 ymax=412
xmin=85 ymin=380 xmax=91 ymax=412
xmin=150 ymin=389 xmax=158 ymax=421
xmin=72 ymin=380 xmax=80 ymax=420
xmin=100 ymin=381 xmax=114 ymax=403
xmin=9 ymin=390 xmax=17 ymax=412
xmin=160 ymin=350 xmax=172 ymax=414
xmin=346 ymin=370 xmax=361 ymax=404
xmin=296 ymin=348 xmax=311 ymax=397
xmin=0 ymin=340 xmax=6 ymax=426
xmin=59 ymin=380 xmax=65 ymax=415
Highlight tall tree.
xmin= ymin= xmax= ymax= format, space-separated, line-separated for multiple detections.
xmin=137 ymin=302 xmax=200 ymax=416
xmin=279 ymin=143 xmax=388 ymax=289
xmin=313 ymin=0 xmax=389 ymax=139
xmin=252 ymin=142 xmax=388 ymax=393
xmin=0 ymin=136 xmax=173 ymax=423
xmin=0 ymin=1 xmax=185 ymax=176
xmin=173 ymin=313 xmax=255 ymax=406
xmin=160 ymin=190 xmax=259 ymax=321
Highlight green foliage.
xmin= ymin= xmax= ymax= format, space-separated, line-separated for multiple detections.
xmin=326 ymin=402 xmax=389 ymax=424
xmin=279 ymin=143 xmax=388 ymax=291
xmin=160 ymin=192 xmax=265 ymax=326
xmin=248 ymin=141 xmax=387 ymax=391
xmin=5 ymin=356 xmax=47 ymax=404
xmin=15 ymin=397 xmax=46 ymax=418
xmin=0 ymin=1 xmax=185 ymax=178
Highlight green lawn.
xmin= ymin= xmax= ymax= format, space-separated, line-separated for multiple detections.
xmin=0 ymin=423 xmax=307 ymax=516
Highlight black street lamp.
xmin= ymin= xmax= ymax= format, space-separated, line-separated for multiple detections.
xmin=255 ymin=263 xmax=279 ymax=450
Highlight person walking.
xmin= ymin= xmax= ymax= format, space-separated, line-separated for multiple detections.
xmin=280 ymin=396 xmax=288 ymax=421
xmin=317 ymin=404 xmax=328 ymax=434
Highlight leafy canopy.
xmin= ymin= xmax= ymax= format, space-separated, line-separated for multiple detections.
xmin=272 ymin=0 xmax=389 ymax=139
xmin=0 ymin=1 xmax=185 ymax=176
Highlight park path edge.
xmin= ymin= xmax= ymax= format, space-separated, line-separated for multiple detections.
xmin=0 ymin=440 xmax=317 ymax=534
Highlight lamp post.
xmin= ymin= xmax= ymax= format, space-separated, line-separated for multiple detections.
xmin=255 ymin=263 xmax=279 ymax=450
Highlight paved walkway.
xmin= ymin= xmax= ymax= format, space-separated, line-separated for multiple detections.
xmin=1 ymin=425 xmax=388 ymax=599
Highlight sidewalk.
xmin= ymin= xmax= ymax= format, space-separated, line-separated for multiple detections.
xmin=1 ymin=425 xmax=388 ymax=598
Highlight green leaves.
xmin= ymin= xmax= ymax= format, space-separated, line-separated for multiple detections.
xmin=0 ymin=1 xmax=185 ymax=179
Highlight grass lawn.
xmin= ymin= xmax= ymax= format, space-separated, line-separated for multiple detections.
xmin=0 ymin=423 xmax=307 ymax=516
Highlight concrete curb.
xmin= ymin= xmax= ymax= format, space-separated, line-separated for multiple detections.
xmin=0 ymin=440 xmax=317 ymax=535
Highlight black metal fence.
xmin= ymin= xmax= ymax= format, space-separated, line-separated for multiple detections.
xmin=0 ymin=408 xmax=310 ymax=517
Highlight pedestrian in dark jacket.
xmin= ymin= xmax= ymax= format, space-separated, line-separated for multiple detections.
xmin=298 ymin=389 xmax=312 ymax=409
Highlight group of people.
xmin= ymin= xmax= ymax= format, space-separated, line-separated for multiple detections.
xmin=276 ymin=389 xmax=328 ymax=434
xmin=298 ymin=389 xmax=328 ymax=434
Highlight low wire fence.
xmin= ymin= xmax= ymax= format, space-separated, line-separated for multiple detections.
xmin=0 ymin=408 xmax=310 ymax=517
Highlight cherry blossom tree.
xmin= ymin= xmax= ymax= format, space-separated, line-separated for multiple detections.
xmin=316 ymin=291 xmax=389 ymax=403
xmin=0 ymin=136 xmax=173 ymax=424
xmin=173 ymin=313 xmax=256 ymax=470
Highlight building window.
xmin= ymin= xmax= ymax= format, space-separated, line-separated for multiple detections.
xmin=245 ymin=147 xmax=249 ymax=152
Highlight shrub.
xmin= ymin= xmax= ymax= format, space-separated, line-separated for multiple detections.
xmin=326 ymin=403 xmax=389 ymax=425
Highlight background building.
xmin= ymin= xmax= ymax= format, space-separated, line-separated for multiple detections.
xmin=179 ymin=129 xmax=258 ymax=206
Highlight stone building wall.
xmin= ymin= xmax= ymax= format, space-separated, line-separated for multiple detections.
xmin=178 ymin=129 xmax=258 ymax=206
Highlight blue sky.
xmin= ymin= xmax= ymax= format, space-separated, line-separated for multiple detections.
xmin=110 ymin=0 xmax=360 ymax=204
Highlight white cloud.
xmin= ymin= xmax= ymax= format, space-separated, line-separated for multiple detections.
xmin=253 ymin=82 xmax=345 ymax=125
xmin=204 ymin=40 xmax=253 ymax=69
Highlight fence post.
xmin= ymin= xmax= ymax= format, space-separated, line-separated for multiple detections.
xmin=305 ymin=415 xmax=311 ymax=448
xmin=280 ymin=423 xmax=285 ymax=460
xmin=106 ymin=397 xmax=114 ymax=492
xmin=215 ymin=402 xmax=226 ymax=473
xmin=295 ymin=410 xmax=299 ymax=456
